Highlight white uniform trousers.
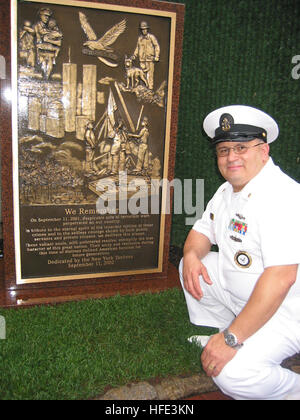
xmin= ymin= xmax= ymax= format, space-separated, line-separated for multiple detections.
xmin=179 ymin=252 xmax=300 ymax=400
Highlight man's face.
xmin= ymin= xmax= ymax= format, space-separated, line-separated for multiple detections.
xmin=216 ymin=139 xmax=270 ymax=192
xmin=40 ymin=13 xmax=50 ymax=24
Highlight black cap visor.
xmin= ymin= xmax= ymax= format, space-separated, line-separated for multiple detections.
xmin=213 ymin=124 xmax=267 ymax=145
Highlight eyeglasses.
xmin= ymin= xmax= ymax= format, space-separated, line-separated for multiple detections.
xmin=216 ymin=143 xmax=265 ymax=157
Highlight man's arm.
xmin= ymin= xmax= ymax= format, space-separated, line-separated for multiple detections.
xmin=150 ymin=34 xmax=160 ymax=61
xmin=201 ymin=264 xmax=298 ymax=377
xmin=132 ymin=38 xmax=140 ymax=60
xmin=129 ymin=128 xmax=144 ymax=139
xmin=182 ymin=230 xmax=213 ymax=300
xmin=228 ymin=264 xmax=298 ymax=342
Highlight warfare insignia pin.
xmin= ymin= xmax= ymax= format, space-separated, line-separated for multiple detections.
xmin=234 ymin=251 xmax=252 ymax=269
xmin=235 ymin=213 xmax=246 ymax=221
xmin=230 ymin=235 xmax=242 ymax=243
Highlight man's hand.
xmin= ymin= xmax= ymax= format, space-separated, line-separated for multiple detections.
xmin=182 ymin=230 xmax=213 ymax=300
xmin=201 ymin=333 xmax=237 ymax=377
xmin=183 ymin=251 xmax=213 ymax=300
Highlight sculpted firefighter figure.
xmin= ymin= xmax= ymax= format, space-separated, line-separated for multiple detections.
xmin=129 ymin=117 xmax=150 ymax=173
xmin=84 ymin=121 xmax=99 ymax=174
xmin=131 ymin=21 xmax=160 ymax=91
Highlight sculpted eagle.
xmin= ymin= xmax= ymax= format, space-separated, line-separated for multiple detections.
xmin=79 ymin=12 xmax=126 ymax=67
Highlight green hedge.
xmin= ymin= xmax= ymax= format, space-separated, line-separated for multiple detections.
xmin=168 ymin=0 xmax=300 ymax=246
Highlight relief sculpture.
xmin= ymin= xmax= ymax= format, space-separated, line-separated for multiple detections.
xmin=19 ymin=7 xmax=63 ymax=80
xmin=17 ymin=2 xmax=169 ymax=208
xmin=79 ymin=12 xmax=126 ymax=68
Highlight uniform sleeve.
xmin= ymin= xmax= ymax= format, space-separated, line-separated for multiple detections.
xmin=193 ymin=197 xmax=217 ymax=245
xmin=259 ymin=182 xmax=300 ymax=268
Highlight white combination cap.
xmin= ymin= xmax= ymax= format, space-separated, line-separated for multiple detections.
xmin=203 ymin=105 xmax=279 ymax=145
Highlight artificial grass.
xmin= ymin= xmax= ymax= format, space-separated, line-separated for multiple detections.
xmin=0 ymin=288 xmax=216 ymax=400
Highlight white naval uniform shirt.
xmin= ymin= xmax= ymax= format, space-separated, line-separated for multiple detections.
xmin=193 ymin=158 xmax=300 ymax=321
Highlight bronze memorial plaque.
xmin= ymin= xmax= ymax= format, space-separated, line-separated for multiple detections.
xmin=3 ymin=0 xmax=184 ymax=291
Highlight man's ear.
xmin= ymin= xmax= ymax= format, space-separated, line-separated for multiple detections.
xmin=261 ymin=143 xmax=270 ymax=162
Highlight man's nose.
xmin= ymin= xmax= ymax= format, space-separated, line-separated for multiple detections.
xmin=227 ymin=148 xmax=239 ymax=160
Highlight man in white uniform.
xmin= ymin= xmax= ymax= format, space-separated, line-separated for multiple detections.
xmin=180 ymin=105 xmax=300 ymax=400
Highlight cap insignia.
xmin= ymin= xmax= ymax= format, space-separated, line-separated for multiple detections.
xmin=220 ymin=113 xmax=234 ymax=132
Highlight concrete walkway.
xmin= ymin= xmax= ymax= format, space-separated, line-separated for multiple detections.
xmin=93 ymin=373 xmax=218 ymax=400
xmin=93 ymin=353 xmax=300 ymax=400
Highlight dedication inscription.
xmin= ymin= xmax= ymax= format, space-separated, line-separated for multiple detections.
xmin=11 ymin=0 xmax=178 ymax=284
xmin=21 ymin=208 xmax=160 ymax=280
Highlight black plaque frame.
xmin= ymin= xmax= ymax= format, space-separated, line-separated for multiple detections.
xmin=0 ymin=0 xmax=184 ymax=306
